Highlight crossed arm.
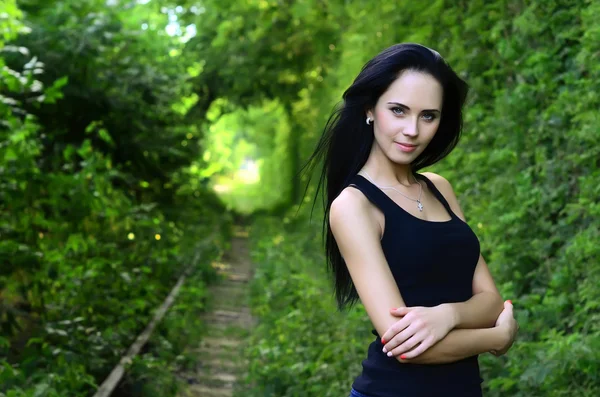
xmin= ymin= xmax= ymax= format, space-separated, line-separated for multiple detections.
xmin=383 ymin=256 xmax=510 ymax=365
xmin=329 ymin=173 xmax=517 ymax=365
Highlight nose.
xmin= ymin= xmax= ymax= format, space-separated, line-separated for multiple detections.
xmin=402 ymin=117 xmax=419 ymax=137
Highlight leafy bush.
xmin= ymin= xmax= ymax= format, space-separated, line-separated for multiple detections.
xmin=0 ymin=1 xmax=231 ymax=396
xmin=244 ymin=214 xmax=372 ymax=397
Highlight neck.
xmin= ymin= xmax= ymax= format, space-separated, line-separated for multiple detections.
xmin=361 ymin=144 xmax=416 ymax=186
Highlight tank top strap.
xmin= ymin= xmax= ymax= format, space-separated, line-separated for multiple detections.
xmin=347 ymin=174 xmax=398 ymax=215
xmin=415 ymin=173 xmax=457 ymax=219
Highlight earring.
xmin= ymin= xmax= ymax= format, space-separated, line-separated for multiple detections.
xmin=366 ymin=117 xmax=373 ymax=125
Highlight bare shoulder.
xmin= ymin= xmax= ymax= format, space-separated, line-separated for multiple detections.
xmin=329 ymin=186 xmax=369 ymax=223
xmin=420 ymin=171 xmax=454 ymax=194
xmin=420 ymin=171 xmax=466 ymax=220
xmin=329 ymin=186 xmax=379 ymax=235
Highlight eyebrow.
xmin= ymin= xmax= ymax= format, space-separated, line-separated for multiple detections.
xmin=387 ymin=102 xmax=441 ymax=113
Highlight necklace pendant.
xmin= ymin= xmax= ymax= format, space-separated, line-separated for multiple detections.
xmin=417 ymin=201 xmax=424 ymax=212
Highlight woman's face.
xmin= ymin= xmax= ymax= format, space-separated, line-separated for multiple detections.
xmin=367 ymin=70 xmax=443 ymax=165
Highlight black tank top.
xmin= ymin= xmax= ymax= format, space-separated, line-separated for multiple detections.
xmin=348 ymin=173 xmax=483 ymax=397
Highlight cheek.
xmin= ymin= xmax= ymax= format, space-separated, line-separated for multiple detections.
xmin=420 ymin=120 xmax=440 ymax=136
xmin=374 ymin=110 xmax=398 ymax=134
xmin=375 ymin=108 xmax=397 ymax=123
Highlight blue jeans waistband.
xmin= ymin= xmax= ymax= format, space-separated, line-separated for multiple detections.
xmin=350 ymin=387 xmax=372 ymax=397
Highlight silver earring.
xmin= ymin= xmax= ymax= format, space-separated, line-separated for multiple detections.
xmin=366 ymin=117 xmax=372 ymax=125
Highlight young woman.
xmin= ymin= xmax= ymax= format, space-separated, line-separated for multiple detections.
xmin=306 ymin=43 xmax=519 ymax=396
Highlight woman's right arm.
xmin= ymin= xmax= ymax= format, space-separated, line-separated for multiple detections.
xmin=329 ymin=188 xmax=412 ymax=338
xmin=396 ymin=301 xmax=518 ymax=364
xmin=395 ymin=322 xmax=514 ymax=364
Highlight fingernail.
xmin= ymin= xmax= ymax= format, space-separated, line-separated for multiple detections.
xmin=507 ymin=300 xmax=512 ymax=304
xmin=391 ymin=308 xmax=397 ymax=310
xmin=381 ymin=338 xmax=386 ymax=344
xmin=382 ymin=347 xmax=387 ymax=353
xmin=387 ymin=351 xmax=392 ymax=357
xmin=400 ymin=355 xmax=407 ymax=359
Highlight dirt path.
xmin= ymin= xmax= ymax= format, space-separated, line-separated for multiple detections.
xmin=179 ymin=226 xmax=255 ymax=397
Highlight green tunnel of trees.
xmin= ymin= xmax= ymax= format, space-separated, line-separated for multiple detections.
xmin=1 ymin=0 xmax=599 ymax=396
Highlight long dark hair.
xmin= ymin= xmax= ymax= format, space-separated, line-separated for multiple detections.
xmin=301 ymin=43 xmax=469 ymax=310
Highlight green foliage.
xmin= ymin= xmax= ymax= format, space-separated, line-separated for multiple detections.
xmin=10 ymin=0 xmax=201 ymax=184
xmin=0 ymin=1 xmax=230 ymax=396
xmin=244 ymin=214 xmax=372 ymax=396
xmin=164 ymin=0 xmax=346 ymax=208
xmin=198 ymin=99 xmax=293 ymax=213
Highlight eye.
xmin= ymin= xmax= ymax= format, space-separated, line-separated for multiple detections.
xmin=391 ymin=107 xmax=405 ymax=115
xmin=422 ymin=113 xmax=437 ymax=122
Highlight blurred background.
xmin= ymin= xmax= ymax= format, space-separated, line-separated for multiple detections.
xmin=1 ymin=0 xmax=598 ymax=396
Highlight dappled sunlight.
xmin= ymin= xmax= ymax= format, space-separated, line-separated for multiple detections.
xmin=237 ymin=158 xmax=260 ymax=184
xmin=200 ymin=99 xmax=292 ymax=214
xmin=212 ymin=183 xmax=231 ymax=193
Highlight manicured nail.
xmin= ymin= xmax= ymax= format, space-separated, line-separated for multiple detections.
xmin=382 ymin=347 xmax=387 ymax=353
xmin=400 ymin=355 xmax=407 ymax=359
xmin=381 ymin=338 xmax=386 ymax=344
xmin=507 ymin=300 xmax=512 ymax=304
xmin=387 ymin=351 xmax=392 ymax=357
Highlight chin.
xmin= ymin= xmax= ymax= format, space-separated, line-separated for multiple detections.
xmin=389 ymin=154 xmax=415 ymax=165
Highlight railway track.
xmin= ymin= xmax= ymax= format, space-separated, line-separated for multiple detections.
xmin=178 ymin=226 xmax=255 ymax=397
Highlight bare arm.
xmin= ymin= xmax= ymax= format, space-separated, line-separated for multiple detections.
xmin=389 ymin=172 xmax=513 ymax=364
xmin=329 ymin=188 xmax=407 ymax=336
xmin=450 ymin=288 xmax=503 ymax=328
xmin=397 ymin=326 xmax=508 ymax=364
xmin=423 ymin=172 xmax=504 ymax=328
xmin=399 ymin=301 xmax=518 ymax=364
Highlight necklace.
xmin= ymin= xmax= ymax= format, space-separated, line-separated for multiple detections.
xmin=362 ymin=171 xmax=424 ymax=212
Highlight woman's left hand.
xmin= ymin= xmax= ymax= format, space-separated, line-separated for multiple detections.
xmin=381 ymin=304 xmax=457 ymax=359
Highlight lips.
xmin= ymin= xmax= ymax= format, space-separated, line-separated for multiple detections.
xmin=394 ymin=142 xmax=418 ymax=153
